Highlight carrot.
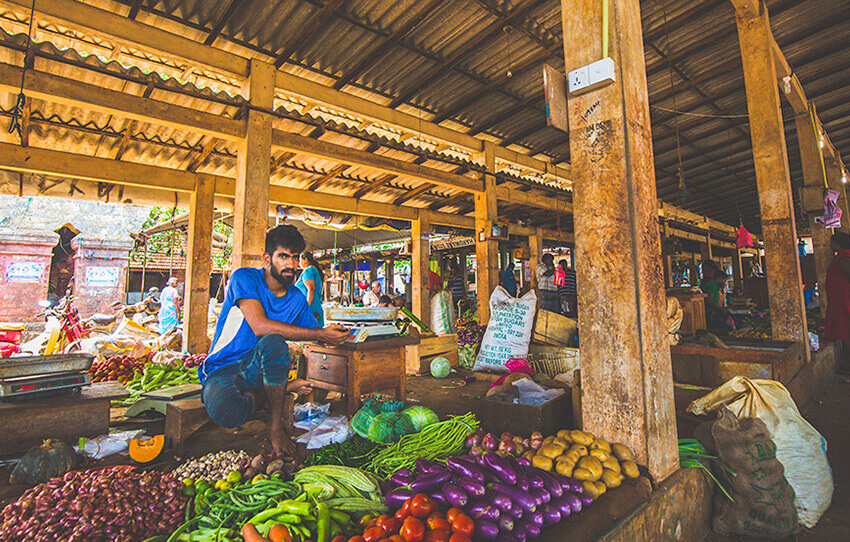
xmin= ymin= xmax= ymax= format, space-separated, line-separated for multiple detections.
xmin=269 ymin=524 xmax=293 ymax=542
xmin=242 ymin=522 xmax=271 ymax=542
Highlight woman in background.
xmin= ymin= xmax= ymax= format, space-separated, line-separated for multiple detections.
xmin=295 ymin=251 xmax=325 ymax=327
xmin=825 ymin=232 xmax=850 ymax=374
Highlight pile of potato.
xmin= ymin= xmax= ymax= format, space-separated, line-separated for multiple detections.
xmin=521 ymin=429 xmax=641 ymax=500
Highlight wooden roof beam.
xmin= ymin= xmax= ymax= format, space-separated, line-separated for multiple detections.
xmin=352 ymin=174 xmax=397 ymax=199
xmin=306 ymin=164 xmax=349 ymax=191
xmin=393 ymin=183 xmax=435 ymax=205
xmin=429 ymin=191 xmax=469 ymax=211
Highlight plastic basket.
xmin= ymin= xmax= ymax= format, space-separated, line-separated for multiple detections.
xmin=526 ymin=349 xmax=580 ymax=378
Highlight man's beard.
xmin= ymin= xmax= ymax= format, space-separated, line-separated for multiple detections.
xmin=270 ymin=262 xmax=297 ymax=287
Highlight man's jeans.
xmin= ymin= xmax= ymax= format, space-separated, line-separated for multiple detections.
xmin=202 ymin=334 xmax=290 ymax=428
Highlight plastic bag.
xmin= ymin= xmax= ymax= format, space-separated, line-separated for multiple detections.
xmin=296 ymin=416 xmax=353 ymax=450
xmin=74 ymin=429 xmax=146 ymax=460
xmin=294 ymin=402 xmax=331 ymax=430
xmin=512 ymin=378 xmax=565 ymax=407
xmin=430 ymin=291 xmax=457 ymax=336
xmin=688 ymin=377 xmax=833 ymax=528
xmin=473 ymin=286 xmax=537 ymax=373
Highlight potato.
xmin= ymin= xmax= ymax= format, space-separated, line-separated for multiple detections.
xmin=601 ymin=468 xmax=621 ymax=489
xmin=568 ymin=444 xmax=588 ymax=457
xmin=556 ymin=429 xmax=573 ymax=441
xmin=572 ymin=467 xmax=594 ymax=481
xmin=570 ymin=430 xmax=595 ymax=446
xmin=621 ymin=460 xmax=640 ymax=479
xmin=542 ymin=436 xmax=556 ymax=446
xmin=522 ymin=450 xmax=536 ymax=461
xmin=540 ymin=444 xmax=564 ymax=459
xmin=564 ymin=449 xmax=582 ymax=464
xmin=612 ymin=443 xmax=634 ymax=461
xmin=555 ymin=453 xmax=573 ymax=464
xmin=590 ymin=439 xmax=612 ymax=454
xmin=595 ymin=481 xmax=608 ymax=496
xmin=602 ymin=456 xmax=621 ymax=474
xmin=577 ymin=455 xmax=604 ymax=480
xmin=581 ymin=480 xmax=605 ymax=500
xmin=555 ymin=461 xmax=575 ymax=477
xmin=553 ymin=437 xmax=571 ymax=450
xmin=589 ymin=449 xmax=610 ymax=462
xmin=532 ymin=455 xmax=553 ymax=472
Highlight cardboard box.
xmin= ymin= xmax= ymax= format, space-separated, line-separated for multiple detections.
xmin=405 ymin=333 xmax=459 ymax=375
xmin=533 ymin=310 xmax=577 ymax=346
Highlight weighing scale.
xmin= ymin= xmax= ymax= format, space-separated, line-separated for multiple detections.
xmin=324 ymin=306 xmax=401 ymax=343
xmin=0 ymin=353 xmax=94 ymax=401
xmin=123 ymin=383 xmax=202 ymax=417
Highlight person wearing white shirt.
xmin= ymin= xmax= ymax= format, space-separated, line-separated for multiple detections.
xmin=361 ymin=280 xmax=382 ymax=307
xmin=535 ymin=254 xmax=559 ymax=312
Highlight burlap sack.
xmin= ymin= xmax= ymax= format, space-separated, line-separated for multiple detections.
xmin=695 ymin=408 xmax=798 ymax=538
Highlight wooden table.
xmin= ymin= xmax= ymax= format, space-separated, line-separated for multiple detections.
xmin=0 ymin=381 xmax=127 ymax=456
xmin=670 ymin=291 xmax=707 ymax=334
xmin=304 ymin=336 xmax=418 ymax=415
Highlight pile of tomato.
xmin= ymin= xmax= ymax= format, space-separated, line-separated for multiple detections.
xmin=350 ymin=494 xmax=475 ymax=542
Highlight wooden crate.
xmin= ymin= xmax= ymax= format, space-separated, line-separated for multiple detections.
xmin=472 ymin=389 xmax=574 ymax=436
xmin=405 ymin=333 xmax=459 ymax=375
xmin=671 ymin=292 xmax=707 ymax=334
xmin=532 ymin=310 xmax=577 ymax=346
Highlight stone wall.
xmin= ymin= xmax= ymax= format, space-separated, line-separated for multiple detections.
xmin=0 ymin=231 xmax=58 ymax=321
xmin=0 ymin=195 xmax=149 ymax=239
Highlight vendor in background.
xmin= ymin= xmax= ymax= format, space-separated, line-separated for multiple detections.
xmin=447 ymin=260 xmax=467 ymax=306
xmin=378 ymin=295 xmax=393 ymax=307
xmin=362 ymin=280 xmax=382 ymax=307
xmin=535 ymin=254 xmax=559 ymax=312
xmin=824 ymin=232 xmax=850 ymax=374
xmin=158 ymin=277 xmax=182 ymax=334
xmin=294 ymin=251 xmax=324 ymax=327
xmin=199 ymin=225 xmax=349 ymax=456
xmin=701 ymin=260 xmax=733 ymax=333
xmin=501 ymin=259 xmax=517 ymax=297
xmin=558 ymin=259 xmax=577 ymax=318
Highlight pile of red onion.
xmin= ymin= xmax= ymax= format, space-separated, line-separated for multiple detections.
xmin=0 ymin=465 xmax=188 ymax=542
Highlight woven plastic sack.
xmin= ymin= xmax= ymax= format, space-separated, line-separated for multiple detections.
xmin=688 ymin=377 xmax=833 ymax=528
xmin=430 ymin=291 xmax=457 ymax=336
xmin=473 ymin=286 xmax=537 ymax=373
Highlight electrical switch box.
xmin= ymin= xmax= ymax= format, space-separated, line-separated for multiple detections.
xmin=568 ymin=57 xmax=616 ymax=96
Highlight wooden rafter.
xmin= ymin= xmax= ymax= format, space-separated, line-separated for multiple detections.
xmin=19 ymin=96 xmax=31 ymax=148
xmin=306 ymin=164 xmax=349 ymax=191
xmin=127 ymin=0 xmax=145 ymax=21
xmin=204 ymin=0 xmax=247 ymax=45
xmin=352 ymin=173 xmax=396 ymax=199
xmin=113 ymin=119 xmax=137 ymax=160
xmin=273 ymin=0 xmax=347 ymax=69
xmin=186 ymin=137 xmax=218 ymax=172
xmin=393 ymin=183 xmax=434 ymax=205
xmin=467 ymin=94 xmax=539 ymax=137
xmin=429 ymin=191 xmax=469 ymax=211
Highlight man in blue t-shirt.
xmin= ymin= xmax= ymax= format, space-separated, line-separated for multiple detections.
xmin=199 ymin=225 xmax=349 ymax=456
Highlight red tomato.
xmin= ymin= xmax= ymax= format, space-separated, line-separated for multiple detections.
xmin=427 ymin=511 xmax=445 ymax=522
xmin=376 ymin=515 xmax=392 ymax=525
xmin=424 ymin=530 xmax=450 ymax=542
xmin=379 ymin=517 xmax=402 ymax=535
xmin=409 ymin=495 xmax=434 ymax=519
xmin=332 ymin=537 xmax=347 ymax=542
xmin=388 ymin=536 xmax=405 ymax=542
xmin=445 ymin=508 xmax=463 ymax=524
xmin=396 ymin=499 xmax=412 ymax=520
xmin=448 ymin=534 xmax=471 ymax=542
xmin=427 ymin=518 xmax=452 ymax=533
xmin=363 ymin=526 xmax=386 ymax=542
xmin=348 ymin=538 xmax=365 ymax=542
xmin=450 ymin=515 xmax=475 ymax=538
xmin=400 ymin=517 xmax=425 ymax=542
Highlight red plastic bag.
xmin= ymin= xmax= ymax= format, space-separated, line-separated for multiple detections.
xmin=554 ymin=266 xmax=566 ymax=287
xmin=736 ymin=226 xmax=753 ymax=249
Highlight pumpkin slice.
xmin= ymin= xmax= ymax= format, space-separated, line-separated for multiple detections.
xmin=129 ymin=434 xmax=166 ymax=465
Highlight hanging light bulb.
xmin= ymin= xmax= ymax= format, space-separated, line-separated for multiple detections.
xmin=819 ymin=138 xmax=825 ymax=149
xmin=843 ymin=170 xmax=848 ymax=184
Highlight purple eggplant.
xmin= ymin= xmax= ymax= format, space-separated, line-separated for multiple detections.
xmin=458 ymin=476 xmax=486 ymax=498
xmin=482 ymin=433 xmax=498 ymax=451
xmin=447 ymin=457 xmax=486 ymax=483
xmin=390 ymin=472 xmax=414 ymax=487
xmin=560 ymin=492 xmax=583 ymax=514
xmin=410 ymin=471 xmax=451 ymax=493
xmin=483 ymin=452 xmax=517 ymax=485
xmin=486 ymin=489 xmax=513 ymax=512
xmin=536 ymin=470 xmax=564 ymax=498
xmin=429 ymin=491 xmax=447 ymax=506
xmin=492 ymin=482 xmax=536 ymax=512
xmin=551 ymin=497 xmax=573 ymax=519
xmin=385 ymin=488 xmax=416 ymax=508
xmin=477 ymin=520 xmax=500 ymax=540
xmin=525 ymin=469 xmax=545 ymax=490
xmin=395 ymin=468 xmax=413 ymax=477
xmin=511 ymin=523 xmax=528 ymax=542
xmin=506 ymin=504 xmax=523 ymax=520
xmin=514 ymin=468 xmax=529 ymax=492
xmin=498 ymin=515 xmax=515 ymax=533
xmin=442 ymin=483 xmax=469 ymax=508
xmin=578 ymin=492 xmax=593 ymax=508
xmin=515 ymin=457 xmax=531 ymax=468
xmin=415 ymin=458 xmax=433 ymax=472
xmin=540 ymin=504 xmax=561 ymax=526
xmin=528 ymin=488 xmax=542 ymax=507
xmin=530 ymin=487 xmax=550 ymax=505
xmin=551 ymin=472 xmax=583 ymax=494
xmin=516 ymin=520 xmax=540 ymax=539
xmin=467 ymin=500 xmax=501 ymax=522
xmin=526 ymin=510 xmax=544 ymax=527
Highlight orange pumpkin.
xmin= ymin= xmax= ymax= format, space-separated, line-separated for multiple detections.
xmin=129 ymin=434 xmax=166 ymax=465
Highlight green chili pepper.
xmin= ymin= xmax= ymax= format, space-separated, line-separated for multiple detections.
xmin=315 ymin=502 xmax=331 ymax=542
xmin=271 ymin=513 xmax=302 ymax=524
xmin=329 ymin=510 xmax=350 ymax=526
xmin=276 ymin=500 xmax=313 ymax=516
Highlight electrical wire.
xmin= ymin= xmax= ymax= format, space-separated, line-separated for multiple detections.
xmin=659 ymin=1 xmax=687 ymax=203
xmin=650 ymin=105 xmax=750 ymax=119
xmin=8 ymin=0 xmax=36 ymax=144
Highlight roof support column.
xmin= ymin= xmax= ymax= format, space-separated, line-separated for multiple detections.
xmin=529 ymin=228 xmax=543 ymax=291
xmin=475 ymin=142 xmax=499 ymax=324
xmin=562 ymin=0 xmax=678 ymax=481
xmin=183 ymin=174 xmax=215 ymax=354
xmin=735 ymin=1 xmax=809 ymax=350
xmin=796 ymin=105 xmax=831 ymax=317
xmin=731 ymin=248 xmax=744 ymax=291
xmin=232 ymin=59 xmax=274 ymax=268
xmin=411 ymin=211 xmax=431 ymax=327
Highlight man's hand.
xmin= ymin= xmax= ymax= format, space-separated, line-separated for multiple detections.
xmin=269 ymin=421 xmax=296 ymax=457
xmin=320 ymin=324 xmax=350 ymax=346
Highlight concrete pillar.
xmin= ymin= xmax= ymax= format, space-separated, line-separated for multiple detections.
xmin=411 ymin=211 xmax=431 ymax=326
xmin=232 ymin=59 xmax=274 ymax=269
xmin=0 ymin=230 xmax=58 ymax=321
xmin=562 ymin=0 xmax=678 ymax=481
xmin=183 ymin=174 xmax=214 ymax=354
xmin=736 ymin=2 xmax=808 ymax=348
xmin=475 ymin=142 xmax=499 ymax=323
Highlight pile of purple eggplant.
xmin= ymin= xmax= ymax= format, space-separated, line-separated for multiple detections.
xmin=384 ymin=452 xmax=592 ymax=541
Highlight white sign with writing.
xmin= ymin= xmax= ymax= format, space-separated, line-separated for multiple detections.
xmin=6 ymin=262 xmax=44 ymax=283
xmin=86 ymin=266 xmax=120 ymax=288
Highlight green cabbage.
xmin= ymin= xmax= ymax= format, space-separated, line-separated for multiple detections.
xmin=401 ymin=406 xmax=439 ymax=432
xmin=367 ymin=412 xmax=401 ymax=443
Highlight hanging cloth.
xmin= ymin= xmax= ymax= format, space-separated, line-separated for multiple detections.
xmin=815 ymin=189 xmax=842 ymax=229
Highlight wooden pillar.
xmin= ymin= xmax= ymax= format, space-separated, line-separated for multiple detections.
xmin=461 ymin=249 xmax=470 ymax=294
xmin=529 ymin=228 xmax=543 ymax=291
xmin=475 ymin=142 xmax=499 ymax=323
xmin=731 ymin=248 xmax=744 ymax=290
xmin=796 ymin=105 xmax=831 ymax=316
xmin=183 ymin=174 xmax=214 ymax=354
xmin=386 ymin=256 xmax=395 ymax=296
xmin=661 ymin=222 xmax=672 ymax=288
xmin=232 ymin=59 xmax=274 ymax=268
xmin=412 ymin=211 xmax=431 ymax=326
xmin=735 ymin=1 xmax=808 ymax=348
xmin=701 ymin=232 xmax=713 ymax=262
xmin=369 ymin=256 xmax=378 ymax=284
xmin=688 ymin=253 xmax=699 ymax=287
xmin=562 ymin=0 xmax=678 ymax=481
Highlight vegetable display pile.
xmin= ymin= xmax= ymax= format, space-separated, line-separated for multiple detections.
xmin=354 ymin=494 xmax=475 ymax=542
xmin=0 ymin=465 xmax=187 ymax=542
xmin=365 ymin=414 xmax=480 ymax=478
xmin=174 ymin=450 xmax=253 ymax=484
xmin=351 ymin=400 xmax=441 ymax=444
xmin=116 ymin=362 xmax=201 ymax=406
xmin=304 ymin=437 xmax=384 ymax=470
xmin=88 ymin=355 xmax=147 ymax=384
xmin=457 ymin=324 xmax=486 ymax=369
xmin=180 ymin=353 xmax=207 ymax=369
